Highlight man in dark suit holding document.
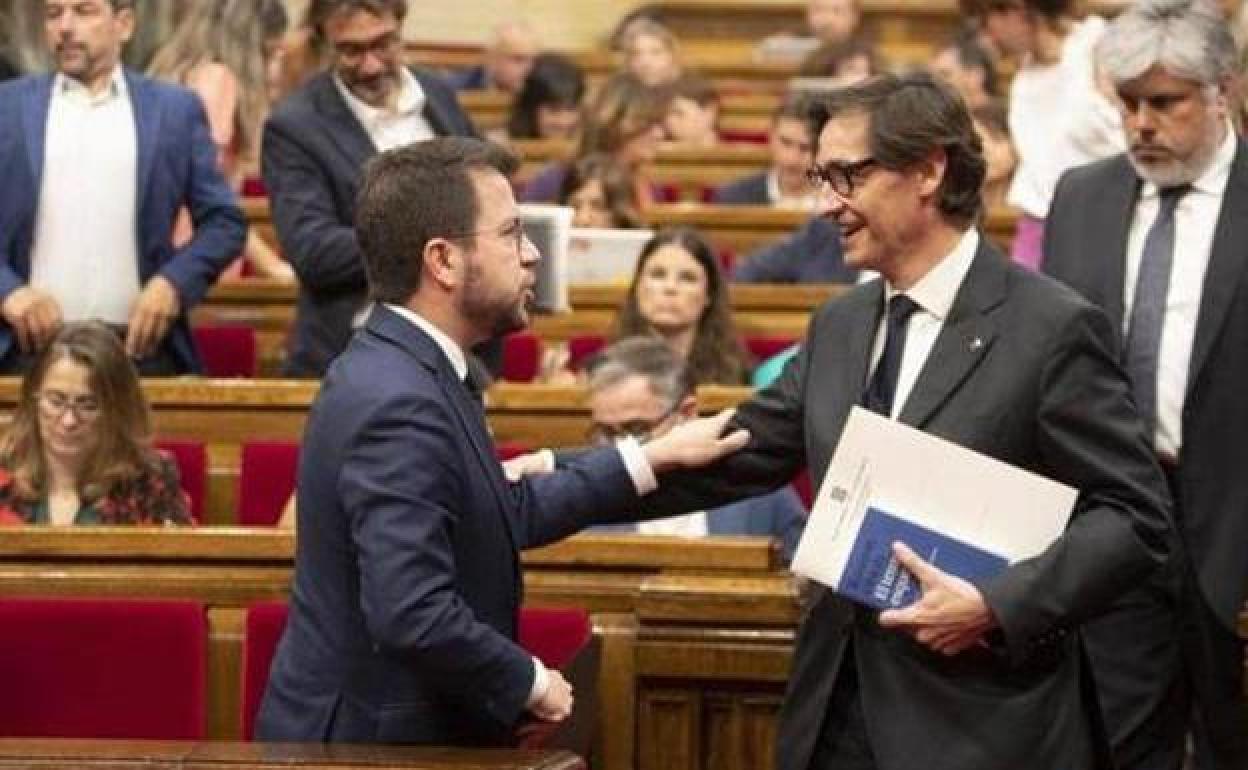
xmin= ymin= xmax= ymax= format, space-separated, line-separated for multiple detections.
xmin=638 ymin=72 xmax=1174 ymax=770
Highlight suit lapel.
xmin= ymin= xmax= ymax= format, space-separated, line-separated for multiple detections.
xmin=21 ymin=75 xmax=54 ymax=191
xmin=310 ymin=73 xmax=379 ymax=169
xmin=127 ymin=72 xmax=160 ymax=234
xmin=413 ymin=70 xmax=455 ymax=136
xmin=832 ymin=281 xmax=884 ymax=430
xmin=1096 ymin=160 xmax=1140 ymax=328
xmin=1188 ymin=142 xmax=1248 ymax=386
xmin=898 ymin=242 xmax=1004 ymax=428
xmin=366 ymin=308 xmax=523 ymax=551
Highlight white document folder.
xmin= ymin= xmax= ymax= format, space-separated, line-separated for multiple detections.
xmin=792 ymin=407 xmax=1077 ymax=604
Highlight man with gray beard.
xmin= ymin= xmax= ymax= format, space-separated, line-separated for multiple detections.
xmin=1043 ymin=2 xmax=1248 ymax=768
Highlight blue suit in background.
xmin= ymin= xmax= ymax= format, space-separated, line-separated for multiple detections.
xmin=733 ymin=216 xmax=858 ymax=284
xmin=0 ymin=71 xmax=244 ymax=373
xmin=257 ymin=306 xmax=648 ymax=745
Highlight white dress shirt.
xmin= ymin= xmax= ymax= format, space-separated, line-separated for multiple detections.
xmin=334 ymin=69 xmax=436 ymax=152
xmin=1122 ymin=125 xmax=1235 ymax=457
xmin=870 ymin=229 xmax=980 ymax=419
xmin=765 ymin=170 xmax=817 ymax=210
xmin=30 ymin=68 xmax=140 ymax=324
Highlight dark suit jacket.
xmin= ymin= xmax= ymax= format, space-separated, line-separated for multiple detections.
xmin=446 ymin=66 xmax=489 ymax=92
xmin=732 ymin=216 xmax=858 ymax=284
xmin=262 ymin=69 xmax=475 ymax=377
xmin=0 ymin=71 xmax=244 ymax=372
xmin=256 ymin=306 xmax=646 ymax=746
xmin=643 ymin=240 xmax=1172 ymax=770
xmin=712 ymin=171 xmax=771 ymax=205
xmin=1044 ymin=147 xmax=1248 ymax=633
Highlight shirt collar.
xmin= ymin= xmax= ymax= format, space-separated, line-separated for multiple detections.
xmin=1140 ymin=120 xmax=1236 ymax=200
xmin=383 ymin=303 xmax=468 ymax=381
xmin=333 ymin=67 xmax=424 ymax=129
xmin=885 ymin=228 xmax=979 ymax=322
xmin=765 ymin=169 xmax=817 ymax=209
xmin=55 ymin=66 xmax=127 ymax=105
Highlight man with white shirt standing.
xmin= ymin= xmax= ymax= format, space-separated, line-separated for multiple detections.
xmin=255 ymin=137 xmax=746 ymax=745
xmin=1044 ymin=3 xmax=1248 ymax=768
xmin=635 ymin=72 xmax=1172 ymax=770
xmin=0 ymin=0 xmax=243 ymax=375
xmin=262 ymin=0 xmax=475 ymax=377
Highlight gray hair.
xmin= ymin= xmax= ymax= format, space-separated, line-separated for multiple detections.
xmin=586 ymin=337 xmax=694 ymax=413
xmin=1098 ymin=0 xmax=1236 ymax=87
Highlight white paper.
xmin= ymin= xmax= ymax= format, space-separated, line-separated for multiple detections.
xmin=565 ymin=227 xmax=654 ymax=284
xmin=792 ymin=407 xmax=1077 ymax=590
xmin=519 ymin=204 xmax=573 ymax=313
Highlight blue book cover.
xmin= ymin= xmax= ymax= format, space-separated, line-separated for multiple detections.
xmin=839 ymin=506 xmax=1009 ymax=610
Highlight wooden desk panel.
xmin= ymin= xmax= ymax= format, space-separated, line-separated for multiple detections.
xmin=0 ymin=739 xmax=585 ymax=770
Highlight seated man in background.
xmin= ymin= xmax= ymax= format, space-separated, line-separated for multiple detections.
xmin=508 ymin=337 xmax=808 ymax=563
xmin=447 ymin=20 xmax=539 ymax=95
xmin=732 ymin=216 xmax=858 ymax=284
xmin=714 ymin=94 xmax=819 ymax=207
xmin=661 ymin=72 xmax=720 ymax=147
xmin=0 ymin=0 xmax=243 ymax=375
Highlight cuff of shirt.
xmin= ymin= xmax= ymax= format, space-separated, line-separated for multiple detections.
xmin=617 ymin=436 xmax=657 ymax=495
xmin=525 ymin=656 xmax=549 ymax=709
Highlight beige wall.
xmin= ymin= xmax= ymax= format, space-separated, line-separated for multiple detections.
xmin=283 ymin=0 xmax=635 ymax=50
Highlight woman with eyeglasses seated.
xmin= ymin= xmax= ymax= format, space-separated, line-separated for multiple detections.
xmin=0 ymin=322 xmax=191 ymax=527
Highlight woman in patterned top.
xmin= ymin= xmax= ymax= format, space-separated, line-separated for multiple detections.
xmin=0 ymin=322 xmax=190 ymax=527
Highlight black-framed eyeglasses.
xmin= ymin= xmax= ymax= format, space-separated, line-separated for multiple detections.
xmin=587 ymin=400 xmax=683 ymax=445
xmin=446 ymin=218 xmax=529 ymax=254
xmin=36 ymin=390 xmax=101 ymax=422
xmin=805 ymin=157 xmax=879 ymax=198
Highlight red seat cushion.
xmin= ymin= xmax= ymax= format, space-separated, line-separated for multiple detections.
xmin=745 ymin=335 xmax=798 ymax=363
xmin=0 ymin=598 xmax=207 ymax=740
xmin=495 ymin=441 xmax=534 ymax=462
xmin=155 ymin=439 xmax=206 ymax=524
xmin=566 ymin=335 xmax=607 ymax=371
xmin=793 ymin=467 xmax=814 ymax=510
xmin=193 ymin=325 xmax=257 ymax=378
xmin=518 ymin=606 xmax=593 ymax=669
xmin=237 ymin=441 xmax=300 ymax=527
xmin=240 ymin=601 xmax=290 ymax=740
xmin=502 ymin=332 xmax=542 ymax=383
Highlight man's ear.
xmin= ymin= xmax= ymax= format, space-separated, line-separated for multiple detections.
xmin=115 ymin=6 xmax=137 ymax=45
xmin=916 ymin=145 xmax=949 ymax=202
xmin=677 ymin=394 xmax=698 ymax=420
xmin=424 ymin=238 xmax=459 ymax=290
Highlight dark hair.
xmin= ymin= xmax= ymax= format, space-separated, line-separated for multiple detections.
xmin=664 ymin=71 xmax=718 ymax=108
xmin=507 ymin=53 xmax=586 ymax=139
xmin=970 ymin=101 xmax=1009 ymax=140
xmin=798 ymin=36 xmax=878 ymax=78
xmin=942 ymin=33 xmax=999 ymax=98
xmin=0 ymin=322 xmax=153 ymax=504
xmin=306 ymin=0 xmax=407 ymax=35
xmin=559 ymin=153 xmax=642 ymax=228
xmin=806 ymin=71 xmax=985 ymax=228
xmin=1022 ymin=0 xmax=1074 ymax=22
xmin=356 ymin=137 xmax=519 ymax=304
xmin=615 ymin=227 xmax=750 ymax=385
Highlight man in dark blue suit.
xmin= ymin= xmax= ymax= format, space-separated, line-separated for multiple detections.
xmin=0 ymin=0 xmax=243 ymax=375
xmin=256 ymin=137 xmax=747 ymax=746
xmin=263 ymin=0 xmax=477 ymax=377
xmin=734 ymin=217 xmax=858 ymax=284
xmin=714 ymin=94 xmax=818 ymax=207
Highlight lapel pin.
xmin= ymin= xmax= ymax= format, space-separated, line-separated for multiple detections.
xmin=969 ymin=336 xmax=984 ymax=352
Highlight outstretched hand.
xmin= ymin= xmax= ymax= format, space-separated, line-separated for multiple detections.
xmin=642 ymin=408 xmax=750 ymax=474
xmin=877 ymin=542 xmax=997 ymax=656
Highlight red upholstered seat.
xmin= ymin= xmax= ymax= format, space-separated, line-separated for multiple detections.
xmin=155 ymin=439 xmax=206 ymax=524
xmin=745 ymin=334 xmax=799 ymax=363
xmin=0 ymin=597 xmax=207 ymax=740
xmin=567 ymin=335 xmax=607 ymax=371
xmin=237 ymin=441 xmax=299 ymax=527
xmin=495 ymin=441 xmax=534 ymax=462
xmin=518 ymin=606 xmax=593 ymax=670
xmin=502 ymin=331 xmax=543 ymax=383
xmin=793 ymin=467 xmax=814 ymax=510
xmin=240 ymin=601 xmax=289 ymax=740
xmin=192 ymin=325 xmax=257 ymax=378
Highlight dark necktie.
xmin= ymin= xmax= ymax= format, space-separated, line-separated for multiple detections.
xmin=863 ymin=294 xmax=919 ymax=416
xmin=1124 ymin=185 xmax=1186 ymax=434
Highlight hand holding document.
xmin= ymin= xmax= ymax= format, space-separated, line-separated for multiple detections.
xmin=792 ymin=407 xmax=1077 ymax=615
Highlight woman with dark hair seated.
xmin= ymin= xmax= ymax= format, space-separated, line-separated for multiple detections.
xmin=505 ymin=52 xmax=585 ymax=141
xmin=0 ymin=322 xmax=190 ymax=527
xmin=559 ymin=153 xmax=643 ymax=228
xmin=614 ymin=227 xmax=750 ymax=385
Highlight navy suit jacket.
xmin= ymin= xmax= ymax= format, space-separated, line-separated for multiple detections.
xmin=0 ymin=71 xmax=244 ymax=371
xmin=712 ymin=171 xmax=771 ymax=205
xmin=257 ymin=306 xmax=647 ymax=746
xmin=733 ymin=216 xmax=858 ymax=284
xmin=262 ymin=69 xmax=475 ymax=376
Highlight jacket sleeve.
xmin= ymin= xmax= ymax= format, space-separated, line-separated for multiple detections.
xmin=158 ymin=93 xmax=245 ymax=307
xmin=261 ymin=114 xmax=367 ymax=293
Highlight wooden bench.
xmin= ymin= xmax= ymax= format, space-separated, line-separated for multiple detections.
xmin=0 ymin=738 xmax=585 ymax=769
xmin=465 ymin=93 xmax=783 ymax=138
xmin=0 ymin=529 xmax=789 ymax=770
